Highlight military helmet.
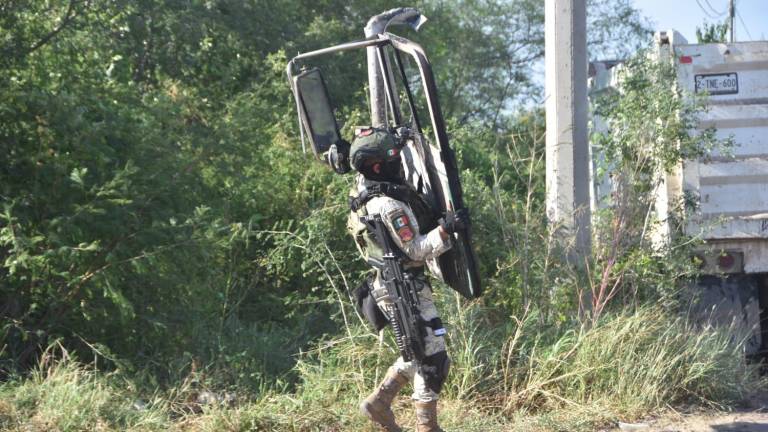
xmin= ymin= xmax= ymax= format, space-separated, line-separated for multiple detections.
xmin=349 ymin=128 xmax=401 ymax=172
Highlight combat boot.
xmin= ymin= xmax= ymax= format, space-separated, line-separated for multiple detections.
xmin=414 ymin=400 xmax=444 ymax=432
xmin=359 ymin=367 xmax=409 ymax=432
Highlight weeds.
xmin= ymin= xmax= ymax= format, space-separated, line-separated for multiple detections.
xmin=0 ymin=345 xmax=169 ymax=431
xmin=0 ymin=39 xmax=761 ymax=432
xmin=0 ymin=304 xmax=760 ymax=432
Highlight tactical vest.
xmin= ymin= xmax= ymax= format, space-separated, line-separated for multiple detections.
xmin=347 ymin=181 xmax=438 ymax=266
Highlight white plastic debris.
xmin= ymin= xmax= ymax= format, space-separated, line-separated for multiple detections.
xmin=618 ymin=422 xmax=650 ymax=431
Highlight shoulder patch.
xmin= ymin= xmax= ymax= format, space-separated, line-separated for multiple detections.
xmin=390 ymin=211 xmax=414 ymax=242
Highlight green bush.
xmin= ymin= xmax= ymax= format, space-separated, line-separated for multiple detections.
xmin=1 ymin=2 xmax=759 ymax=432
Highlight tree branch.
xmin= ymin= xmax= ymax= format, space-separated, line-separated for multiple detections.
xmin=25 ymin=0 xmax=82 ymax=56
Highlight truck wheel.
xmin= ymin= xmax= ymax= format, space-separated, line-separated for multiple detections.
xmin=687 ymin=274 xmax=761 ymax=356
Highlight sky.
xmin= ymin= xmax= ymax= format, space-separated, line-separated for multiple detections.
xmin=633 ymin=0 xmax=768 ymax=42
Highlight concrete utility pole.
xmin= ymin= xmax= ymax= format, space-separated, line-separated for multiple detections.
xmin=545 ymin=0 xmax=591 ymax=262
xmin=729 ymin=0 xmax=735 ymax=43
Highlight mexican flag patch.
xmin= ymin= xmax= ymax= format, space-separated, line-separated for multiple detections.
xmin=392 ymin=214 xmax=414 ymax=242
xmin=393 ymin=215 xmax=409 ymax=229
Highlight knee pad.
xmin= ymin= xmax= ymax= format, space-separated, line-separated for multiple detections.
xmin=419 ymin=351 xmax=450 ymax=394
xmin=391 ymin=360 xmax=417 ymax=380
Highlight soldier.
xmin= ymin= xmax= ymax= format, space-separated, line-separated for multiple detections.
xmin=345 ymin=127 xmax=467 ymax=432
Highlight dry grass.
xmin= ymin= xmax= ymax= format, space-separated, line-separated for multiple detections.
xmin=1 ymin=304 xmax=762 ymax=432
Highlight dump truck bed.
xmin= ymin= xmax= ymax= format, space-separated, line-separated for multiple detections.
xmin=674 ymin=41 xmax=768 ymax=242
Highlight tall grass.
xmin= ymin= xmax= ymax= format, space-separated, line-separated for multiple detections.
xmin=0 ymin=346 xmax=168 ymax=431
xmin=496 ymin=308 xmax=756 ymax=425
xmin=304 ymin=301 xmax=757 ymax=430
xmin=1 ymin=302 xmax=760 ymax=432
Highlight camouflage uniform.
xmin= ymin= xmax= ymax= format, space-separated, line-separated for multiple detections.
xmin=349 ymin=176 xmax=450 ymax=402
xmin=348 ymin=128 xmax=451 ymax=432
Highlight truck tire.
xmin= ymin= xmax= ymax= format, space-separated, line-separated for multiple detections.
xmin=686 ymin=274 xmax=761 ymax=356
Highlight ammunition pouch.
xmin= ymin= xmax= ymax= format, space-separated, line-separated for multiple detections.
xmin=347 ymin=205 xmax=385 ymax=266
xmin=352 ymin=274 xmax=389 ymax=332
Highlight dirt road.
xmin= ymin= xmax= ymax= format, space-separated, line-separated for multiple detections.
xmin=642 ymin=412 xmax=768 ymax=431
xmin=610 ymin=402 xmax=768 ymax=432
xmin=607 ymin=392 xmax=768 ymax=432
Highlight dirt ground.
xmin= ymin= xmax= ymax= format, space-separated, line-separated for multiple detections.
xmin=611 ymin=394 xmax=768 ymax=432
xmin=642 ymin=411 xmax=768 ymax=432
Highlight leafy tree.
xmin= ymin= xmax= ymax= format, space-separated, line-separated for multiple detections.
xmin=0 ymin=0 xmax=652 ymax=386
xmin=696 ymin=20 xmax=730 ymax=43
xmin=588 ymin=51 xmax=730 ymax=321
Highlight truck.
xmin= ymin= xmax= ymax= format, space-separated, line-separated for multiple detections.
xmin=590 ymin=31 xmax=768 ymax=355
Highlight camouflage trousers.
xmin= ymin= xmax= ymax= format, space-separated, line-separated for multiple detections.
xmin=372 ymin=274 xmax=447 ymax=402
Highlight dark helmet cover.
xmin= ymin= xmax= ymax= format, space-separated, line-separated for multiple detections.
xmin=349 ymin=128 xmax=401 ymax=175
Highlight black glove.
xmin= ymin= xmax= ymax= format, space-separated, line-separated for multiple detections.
xmin=440 ymin=208 xmax=469 ymax=234
xmin=325 ymin=140 xmax=351 ymax=174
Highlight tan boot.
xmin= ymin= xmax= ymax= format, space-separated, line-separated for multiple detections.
xmin=359 ymin=367 xmax=409 ymax=432
xmin=414 ymin=400 xmax=444 ymax=432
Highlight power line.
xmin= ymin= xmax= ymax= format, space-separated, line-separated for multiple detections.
xmin=736 ymin=9 xmax=754 ymax=40
xmin=703 ymin=0 xmax=728 ymax=16
xmin=695 ymin=0 xmax=724 ymax=19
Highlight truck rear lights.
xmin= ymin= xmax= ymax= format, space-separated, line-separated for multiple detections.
xmin=692 ymin=249 xmax=744 ymax=274
xmin=717 ymin=253 xmax=735 ymax=270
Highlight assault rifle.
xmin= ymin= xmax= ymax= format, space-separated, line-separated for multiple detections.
xmin=361 ymin=214 xmax=426 ymax=363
